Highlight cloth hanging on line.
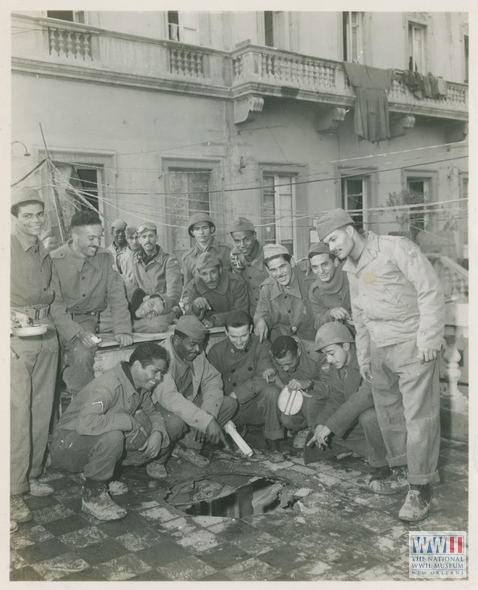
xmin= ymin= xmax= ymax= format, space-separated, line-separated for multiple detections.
xmin=344 ymin=62 xmax=394 ymax=143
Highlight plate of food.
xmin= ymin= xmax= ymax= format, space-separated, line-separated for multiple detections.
xmin=12 ymin=325 xmax=48 ymax=337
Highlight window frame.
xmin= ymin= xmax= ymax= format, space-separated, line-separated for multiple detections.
xmin=408 ymin=21 xmax=427 ymax=73
xmin=261 ymin=173 xmax=297 ymax=255
xmin=343 ymin=11 xmax=364 ymax=63
xmin=340 ymin=174 xmax=369 ymax=230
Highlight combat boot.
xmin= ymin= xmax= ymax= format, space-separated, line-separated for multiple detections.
xmin=81 ymin=481 xmax=127 ymax=521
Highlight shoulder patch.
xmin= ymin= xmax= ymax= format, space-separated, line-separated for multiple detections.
xmin=397 ymin=239 xmax=419 ymax=258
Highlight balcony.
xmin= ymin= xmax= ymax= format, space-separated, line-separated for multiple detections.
xmin=12 ymin=13 xmax=468 ymax=122
xmin=230 ymin=44 xmax=468 ymax=122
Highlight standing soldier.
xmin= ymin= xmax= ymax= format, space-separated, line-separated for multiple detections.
xmin=181 ymin=212 xmax=232 ymax=285
xmin=230 ymin=217 xmax=269 ymax=315
xmin=308 ymin=242 xmax=353 ymax=332
xmin=254 ymin=243 xmax=317 ymax=359
xmin=10 ymin=188 xmax=59 ymax=527
xmin=107 ymin=219 xmax=129 ymax=275
xmin=316 ymin=208 xmax=445 ymax=522
xmin=50 ymin=211 xmax=133 ymax=398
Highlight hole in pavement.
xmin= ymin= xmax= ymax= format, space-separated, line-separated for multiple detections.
xmin=165 ymin=474 xmax=295 ymax=518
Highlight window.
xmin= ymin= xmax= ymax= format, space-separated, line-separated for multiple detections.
xmin=341 ymin=177 xmax=367 ymax=231
xmin=47 ymin=11 xmax=86 ymax=23
xmin=464 ymin=35 xmax=469 ymax=83
xmin=262 ymin=175 xmax=295 ymax=254
xmin=167 ymin=12 xmax=198 ymax=44
xmin=408 ymin=23 xmax=426 ymax=72
xmin=406 ymin=178 xmax=429 ymax=238
xmin=264 ymin=12 xmax=274 ymax=47
xmin=343 ymin=12 xmax=363 ymax=63
xmin=168 ymin=169 xmax=211 ymax=252
xmin=168 ymin=11 xmax=179 ymax=41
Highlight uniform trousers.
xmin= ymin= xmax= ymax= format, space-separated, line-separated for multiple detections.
xmin=11 ymin=325 xmax=59 ymax=494
xmin=61 ymin=315 xmax=98 ymax=397
xmin=233 ymin=384 xmax=283 ymax=440
xmin=157 ymin=395 xmax=238 ymax=451
xmin=370 ymin=338 xmax=441 ymax=485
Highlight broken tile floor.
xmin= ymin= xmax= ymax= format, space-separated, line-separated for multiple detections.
xmin=11 ymin=429 xmax=468 ymax=582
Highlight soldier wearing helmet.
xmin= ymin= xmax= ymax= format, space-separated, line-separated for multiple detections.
xmin=305 ymin=323 xmax=402 ymax=487
xmin=181 ymin=212 xmax=232 ymax=285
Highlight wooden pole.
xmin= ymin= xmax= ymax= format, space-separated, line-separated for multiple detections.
xmin=39 ymin=123 xmax=68 ymax=242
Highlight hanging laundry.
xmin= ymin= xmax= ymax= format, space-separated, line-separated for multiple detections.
xmin=344 ymin=62 xmax=394 ymax=143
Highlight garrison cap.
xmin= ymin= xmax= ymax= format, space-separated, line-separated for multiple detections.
xmin=195 ymin=251 xmax=222 ymax=272
xmin=126 ymin=226 xmax=137 ymax=238
xmin=11 ymin=187 xmax=44 ymax=210
xmin=315 ymin=322 xmax=355 ymax=350
xmin=230 ymin=216 xmax=256 ymax=234
xmin=137 ymin=221 xmax=157 ymax=236
xmin=308 ymin=242 xmax=332 ymax=257
xmin=315 ymin=208 xmax=354 ymax=241
xmin=111 ymin=218 xmax=127 ymax=230
xmin=188 ymin=212 xmax=216 ymax=237
xmin=263 ymin=243 xmax=290 ymax=263
xmin=175 ymin=315 xmax=207 ymax=340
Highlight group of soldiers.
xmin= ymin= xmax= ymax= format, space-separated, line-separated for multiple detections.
xmin=11 ymin=186 xmax=445 ymax=527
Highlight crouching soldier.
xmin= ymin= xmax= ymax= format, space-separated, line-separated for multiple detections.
xmin=267 ymin=335 xmax=330 ymax=449
xmin=50 ymin=343 xmax=171 ymax=521
xmin=182 ymin=252 xmax=249 ymax=327
xmin=154 ymin=316 xmax=236 ymax=467
xmin=305 ymin=323 xmax=404 ymax=484
xmin=208 ymin=311 xmax=285 ymax=462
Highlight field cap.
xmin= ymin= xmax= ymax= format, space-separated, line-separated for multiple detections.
xmin=11 ymin=187 xmax=43 ymax=210
xmin=315 ymin=208 xmax=354 ymax=240
xmin=175 ymin=315 xmax=207 ymax=339
xmin=263 ymin=243 xmax=290 ymax=262
xmin=196 ymin=252 xmax=222 ymax=272
xmin=111 ymin=218 xmax=127 ymax=230
xmin=308 ymin=242 xmax=331 ymax=257
xmin=230 ymin=216 xmax=255 ymax=234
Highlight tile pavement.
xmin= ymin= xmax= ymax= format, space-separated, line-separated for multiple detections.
xmin=10 ymin=433 xmax=468 ymax=582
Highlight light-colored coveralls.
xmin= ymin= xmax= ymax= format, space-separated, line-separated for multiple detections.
xmin=344 ymin=232 xmax=445 ymax=485
xmin=11 ymin=231 xmax=59 ymax=494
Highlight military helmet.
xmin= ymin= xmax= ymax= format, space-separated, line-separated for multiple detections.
xmin=315 ymin=321 xmax=354 ymax=350
xmin=188 ymin=212 xmax=216 ymax=237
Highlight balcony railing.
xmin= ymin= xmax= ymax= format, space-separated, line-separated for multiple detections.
xmin=12 ymin=14 xmax=468 ymax=118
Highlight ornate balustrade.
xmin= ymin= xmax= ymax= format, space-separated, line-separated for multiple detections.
xmin=48 ymin=25 xmax=93 ymax=60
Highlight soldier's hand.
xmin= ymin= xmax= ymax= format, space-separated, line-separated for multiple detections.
xmin=206 ymin=419 xmax=232 ymax=449
xmin=263 ymin=368 xmax=277 ymax=383
xmin=330 ymin=307 xmax=351 ymax=321
xmin=418 ymin=348 xmax=439 ymax=364
xmin=360 ymin=363 xmax=373 ymax=383
xmin=307 ymin=424 xmax=332 ymax=448
xmin=115 ymin=333 xmax=134 ymax=347
xmin=77 ymin=331 xmax=99 ymax=349
xmin=287 ymin=379 xmax=307 ymax=391
xmin=254 ymin=318 xmax=268 ymax=342
xmin=192 ymin=297 xmax=211 ymax=311
xmin=192 ymin=428 xmax=205 ymax=444
xmin=139 ymin=431 xmax=163 ymax=459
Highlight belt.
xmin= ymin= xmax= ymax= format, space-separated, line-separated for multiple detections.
xmin=12 ymin=306 xmax=49 ymax=320
xmin=69 ymin=311 xmax=100 ymax=317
